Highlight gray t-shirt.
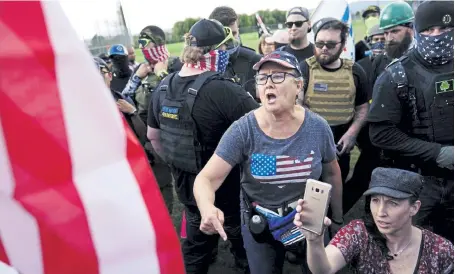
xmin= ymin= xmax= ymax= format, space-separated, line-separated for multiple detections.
xmin=215 ymin=109 xmax=337 ymax=207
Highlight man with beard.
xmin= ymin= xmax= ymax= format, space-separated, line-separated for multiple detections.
xmin=371 ymin=2 xmax=415 ymax=88
xmin=298 ymin=18 xmax=369 ymax=188
xmin=209 ymin=6 xmax=261 ymax=99
xmin=369 ymin=0 xmax=454 ymax=242
xmin=127 ymin=46 xmax=139 ymax=71
xmin=108 ymin=44 xmax=133 ymax=92
xmin=281 ymin=7 xmax=315 ymax=63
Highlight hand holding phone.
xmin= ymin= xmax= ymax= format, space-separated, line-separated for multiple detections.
xmin=294 ymin=179 xmax=332 ymax=236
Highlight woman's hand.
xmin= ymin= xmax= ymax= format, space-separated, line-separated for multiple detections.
xmin=293 ymin=199 xmax=331 ymax=242
xmin=199 ymin=205 xmax=227 ymax=241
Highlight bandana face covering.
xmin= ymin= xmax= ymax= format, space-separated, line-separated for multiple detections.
xmin=185 ymin=50 xmax=230 ymax=73
xmin=142 ymin=45 xmax=170 ymax=64
xmin=416 ymin=30 xmax=454 ymax=65
xmin=370 ymin=42 xmax=385 ymax=56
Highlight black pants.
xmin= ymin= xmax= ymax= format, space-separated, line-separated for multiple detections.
xmin=414 ymin=177 xmax=454 ymax=243
xmin=330 ymin=124 xmax=351 ymax=184
xmin=182 ymin=205 xmax=248 ymax=274
xmin=343 ymin=124 xmax=381 ymax=214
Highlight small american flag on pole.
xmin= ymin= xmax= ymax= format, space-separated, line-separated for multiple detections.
xmin=251 ymin=151 xmax=314 ymax=184
xmin=0 ymin=1 xmax=184 ymax=273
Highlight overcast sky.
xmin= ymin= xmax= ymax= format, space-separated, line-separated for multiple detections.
xmin=60 ymin=0 xmax=364 ymax=39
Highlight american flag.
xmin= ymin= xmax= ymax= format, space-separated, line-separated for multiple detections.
xmin=184 ymin=50 xmax=228 ymax=72
xmin=0 ymin=2 xmax=184 ymax=274
xmin=143 ymin=45 xmax=170 ymax=64
xmin=251 ymin=151 xmax=314 ymax=184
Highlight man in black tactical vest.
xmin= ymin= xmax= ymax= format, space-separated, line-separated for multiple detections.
xmin=298 ymin=18 xmax=369 ymax=192
xmin=146 ymin=19 xmax=259 ymax=273
xmin=368 ymin=0 xmax=454 ymax=243
xmin=209 ymin=6 xmax=261 ymax=100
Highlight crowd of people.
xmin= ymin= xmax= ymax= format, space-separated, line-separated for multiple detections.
xmin=93 ymin=1 xmax=454 ymax=273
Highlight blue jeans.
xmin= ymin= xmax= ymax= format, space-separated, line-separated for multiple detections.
xmin=240 ymin=210 xmax=330 ymax=274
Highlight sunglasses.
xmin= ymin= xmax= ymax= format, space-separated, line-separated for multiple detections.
xmin=315 ymin=41 xmax=342 ymax=49
xmin=285 ymin=20 xmax=308 ymax=29
xmin=215 ymin=26 xmax=239 ymax=50
xmin=138 ymin=37 xmax=156 ymax=49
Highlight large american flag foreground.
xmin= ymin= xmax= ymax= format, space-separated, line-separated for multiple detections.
xmin=0 ymin=2 xmax=184 ymax=274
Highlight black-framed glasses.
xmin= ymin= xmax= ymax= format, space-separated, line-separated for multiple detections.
xmin=315 ymin=41 xmax=342 ymax=49
xmin=254 ymin=72 xmax=298 ymax=85
xmin=285 ymin=20 xmax=308 ymax=29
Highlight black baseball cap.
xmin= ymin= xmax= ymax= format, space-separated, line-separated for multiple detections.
xmin=415 ymin=0 xmax=454 ymax=33
xmin=362 ymin=5 xmax=380 ymax=19
xmin=363 ymin=168 xmax=424 ymax=199
xmin=189 ymin=19 xmax=226 ymax=47
xmin=286 ymin=7 xmax=310 ymax=20
xmin=312 ymin=17 xmax=341 ymax=39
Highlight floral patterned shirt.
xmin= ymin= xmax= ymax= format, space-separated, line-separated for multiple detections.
xmin=330 ymin=220 xmax=454 ymax=274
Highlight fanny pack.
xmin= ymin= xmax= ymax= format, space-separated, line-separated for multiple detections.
xmin=242 ymin=191 xmax=305 ymax=246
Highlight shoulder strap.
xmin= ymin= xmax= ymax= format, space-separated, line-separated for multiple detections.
xmin=306 ymin=55 xmax=318 ymax=68
xmin=385 ymin=57 xmax=420 ymax=123
xmin=186 ymin=71 xmax=220 ymax=113
xmin=154 ymin=72 xmax=177 ymax=124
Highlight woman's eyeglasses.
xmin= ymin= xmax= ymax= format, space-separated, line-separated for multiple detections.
xmin=254 ymin=72 xmax=298 ymax=85
xmin=285 ymin=20 xmax=308 ymax=29
xmin=314 ymin=41 xmax=342 ymax=49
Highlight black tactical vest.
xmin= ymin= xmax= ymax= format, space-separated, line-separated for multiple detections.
xmin=386 ymin=55 xmax=454 ymax=145
xmin=154 ymin=71 xmax=222 ymax=174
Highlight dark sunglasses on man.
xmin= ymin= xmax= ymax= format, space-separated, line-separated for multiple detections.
xmin=314 ymin=41 xmax=342 ymax=49
xmin=285 ymin=20 xmax=308 ymax=29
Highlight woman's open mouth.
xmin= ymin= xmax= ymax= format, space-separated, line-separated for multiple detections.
xmin=266 ymin=93 xmax=277 ymax=104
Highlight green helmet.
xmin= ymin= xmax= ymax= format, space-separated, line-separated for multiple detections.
xmin=379 ymin=2 xmax=415 ymax=30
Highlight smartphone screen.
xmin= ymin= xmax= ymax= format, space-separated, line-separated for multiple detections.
xmin=301 ymin=179 xmax=332 ymax=235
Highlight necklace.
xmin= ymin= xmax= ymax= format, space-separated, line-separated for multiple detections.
xmin=388 ymin=237 xmax=413 ymax=257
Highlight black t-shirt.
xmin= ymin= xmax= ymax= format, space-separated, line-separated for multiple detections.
xmin=282 ymin=43 xmax=315 ymax=63
xmin=355 ymin=39 xmax=369 ymax=62
xmin=368 ymin=50 xmax=451 ymax=165
xmin=148 ymin=73 xmax=260 ymax=208
xmin=299 ymin=59 xmax=370 ymax=106
xmin=356 ymin=56 xmax=374 ymax=100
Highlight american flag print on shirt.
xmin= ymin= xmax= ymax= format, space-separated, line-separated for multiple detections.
xmin=251 ymin=151 xmax=314 ymax=184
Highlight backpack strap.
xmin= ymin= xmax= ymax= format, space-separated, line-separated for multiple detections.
xmin=185 ymin=71 xmax=221 ymax=170
xmin=385 ymin=56 xmax=419 ymax=123
xmin=153 ymin=72 xmax=177 ymax=125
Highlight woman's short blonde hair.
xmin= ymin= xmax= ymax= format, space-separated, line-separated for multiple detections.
xmin=180 ymin=33 xmax=215 ymax=64
xmin=258 ymin=33 xmax=272 ymax=55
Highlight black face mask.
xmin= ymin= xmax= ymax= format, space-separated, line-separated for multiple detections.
xmin=111 ymin=55 xmax=131 ymax=78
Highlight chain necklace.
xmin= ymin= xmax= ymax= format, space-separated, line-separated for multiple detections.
xmin=388 ymin=237 xmax=413 ymax=257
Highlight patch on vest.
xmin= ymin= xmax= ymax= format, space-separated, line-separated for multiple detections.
xmin=161 ymin=106 xmax=180 ymax=120
xmin=313 ymin=83 xmax=328 ymax=92
xmin=435 ymin=79 xmax=454 ymax=94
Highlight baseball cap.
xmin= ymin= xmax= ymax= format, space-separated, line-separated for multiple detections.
xmin=265 ymin=29 xmax=290 ymax=44
xmin=312 ymin=17 xmax=342 ymax=39
xmin=252 ymin=50 xmax=302 ymax=76
xmin=189 ymin=19 xmax=227 ymax=47
xmin=367 ymin=24 xmax=384 ymax=37
xmin=286 ymin=7 xmax=310 ymax=20
xmin=363 ymin=168 xmax=424 ymax=199
xmin=362 ymin=5 xmax=380 ymax=19
xmin=414 ymin=0 xmax=454 ymax=33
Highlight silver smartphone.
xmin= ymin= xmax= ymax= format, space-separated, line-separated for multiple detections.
xmin=301 ymin=179 xmax=332 ymax=235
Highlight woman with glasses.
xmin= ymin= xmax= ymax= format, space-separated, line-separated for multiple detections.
xmin=147 ymin=18 xmax=258 ymax=274
xmin=193 ymin=50 xmax=343 ymax=274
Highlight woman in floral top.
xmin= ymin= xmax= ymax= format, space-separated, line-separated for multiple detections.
xmin=294 ymin=167 xmax=454 ymax=274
